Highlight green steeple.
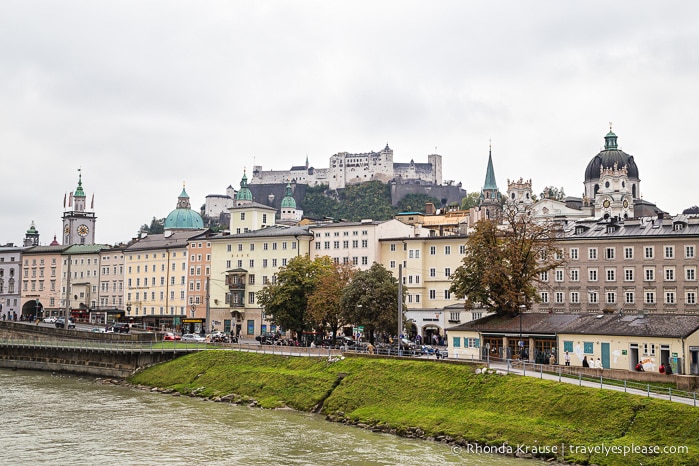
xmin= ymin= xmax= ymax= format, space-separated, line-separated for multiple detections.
xmin=280 ymin=182 xmax=297 ymax=208
xmin=604 ymin=125 xmax=618 ymax=150
xmin=74 ymin=169 xmax=85 ymax=197
xmin=235 ymin=170 xmax=253 ymax=202
xmin=483 ymin=144 xmax=498 ymax=191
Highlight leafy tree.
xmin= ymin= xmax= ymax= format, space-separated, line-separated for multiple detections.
xmin=307 ymin=261 xmax=356 ymax=343
xmin=340 ymin=262 xmax=405 ymax=344
xmin=140 ymin=217 xmax=164 ymax=235
xmin=301 ymin=185 xmax=341 ymax=219
xmin=338 ymin=181 xmax=395 ymax=220
xmin=460 ymin=192 xmax=480 ymax=210
xmin=682 ymin=205 xmax=699 ymax=215
xmin=256 ymin=256 xmax=333 ymax=337
xmin=395 ymin=193 xmax=441 ymax=213
xmin=450 ymin=205 xmax=566 ymax=316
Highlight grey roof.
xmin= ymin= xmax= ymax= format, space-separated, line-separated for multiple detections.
xmin=563 ymin=216 xmax=699 ymax=240
xmin=124 ymin=230 xmax=209 ymax=252
xmin=211 ymin=225 xmax=312 ymax=240
xmin=229 ymin=201 xmax=277 ymax=211
xmin=22 ymin=245 xmax=71 ymax=254
xmin=448 ymin=312 xmax=699 ymax=339
xmin=63 ymin=244 xmax=113 ymax=254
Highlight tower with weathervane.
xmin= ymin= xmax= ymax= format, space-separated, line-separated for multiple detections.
xmin=62 ymin=169 xmax=97 ymax=245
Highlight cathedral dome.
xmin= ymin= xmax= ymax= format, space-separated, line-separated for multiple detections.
xmin=584 ymin=130 xmax=639 ymax=183
xmin=164 ymin=186 xmax=204 ymax=230
xmin=280 ymin=182 xmax=297 ymax=209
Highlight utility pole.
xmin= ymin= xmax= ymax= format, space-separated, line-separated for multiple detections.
xmin=398 ymin=263 xmax=403 ymax=356
xmin=205 ymin=276 xmax=211 ymax=333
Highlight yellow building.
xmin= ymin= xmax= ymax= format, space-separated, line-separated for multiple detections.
xmin=21 ymin=244 xmax=67 ymax=318
xmin=447 ymin=312 xmax=699 ymax=375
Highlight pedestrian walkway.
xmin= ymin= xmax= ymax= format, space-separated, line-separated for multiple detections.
xmin=487 ymin=359 xmax=698 ymax=407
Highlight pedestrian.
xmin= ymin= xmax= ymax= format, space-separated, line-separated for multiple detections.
xmin=582 ymin=356 xmax=589 ymax=368
xmin=659 ymin=363 xmax=666 ymax=374
xmin=564 ymin=351 xmax=571 ymax=366
xmin=596 ymin=358 xmax=602 ymax=369
xmin=635 ymin=362 xmax=644 ymax=372
xmin=666 ymin=363 xmax=673 ymax=375
xmin=549 ymin=353 xmax=555 ymax=365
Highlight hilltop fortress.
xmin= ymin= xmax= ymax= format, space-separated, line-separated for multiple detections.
xmin=251 ymin=144 xmax=443 ymax=190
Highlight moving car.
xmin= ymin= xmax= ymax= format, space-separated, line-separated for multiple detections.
xmin=42 ymin=316 xmax=57 ymax=323
xmin=181 ymin=333 xmax=206 ymax=342
xmin=91 ymin=327 xmax=106 ymax=333
xmin=55 ymin=317 xmax=76 ymax=329
xmin=163 ymin=332 xmax=181 ymax=341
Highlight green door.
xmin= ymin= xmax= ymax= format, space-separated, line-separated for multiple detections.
xmin=601 ymin=342 xmax=610 ymax=368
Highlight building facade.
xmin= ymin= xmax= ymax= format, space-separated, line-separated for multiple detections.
xmin=0 ymin=244 xmax=22 ymax=320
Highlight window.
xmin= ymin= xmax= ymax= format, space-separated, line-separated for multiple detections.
xmin=588 ymin=269 xmax=598 ymax=281
xmin=452 ymin=337 xmax=461 ymax=348
xmin=324 ymin=242 xmax=330 ymax=249
xmin=644 ymin=268 xmax=655 ymax=281
xmin=361 ymin=240 xmax=368 ymax=248
xmin=664 ymin=245 xmax=674 ymax=259
xmin=589 ymin=291 xmax=598 ymax=304
xmin=555 ymin=269 xmax=564 ymax=282
xmin=459 ymin=245 xmax=466 ymax=254
xmin=569 ymin=248 xmax=579 ymax=260
xmin=686 ymin=267 xmax=696 ymax=281
xmin=429 ymin=268 xmax=436 ymax=277
xmin=333 ymin=241 xmax=339 ymax=249
xmin=430 ymin=246 xmax=436 ymax=255
xmin=570 ymin=291 xmax=579 ymax=303
xmin=583 ymin=342 xmax=594 ymax=354
xmin=429 ymin=290 xmax=436 ymax=299
xmin=540 ymin=291 xmax=549 ymax=303
xmin=606 ymin=291 xmax=616 ymax=304
xmin=605 ymin=247 xmax=615 ymax=259
xmin=444 ymin=246 xmax=451 ymax=255
xmin=588 ymin=248 xmax=597 ymax=260
xmin=570 ymin=269 xmax=579 ymax=282
xmin=249 ymin=243 xmax=255 ymax=251
xmin=664 ymin=267 xmax=675 ymax=281
xmin=686 ymin=291 xmax=696 ymax=305
xmin=665 ymin=291 xmax=676 ymax=304
xmin=606 ymin=268 xmax=616 ymax=282
xmin=555 ymin=292 xmax=564 ymax=303
xmin=444 ymin=268 xmax=451 ymax=277
xmin=625 ymin=291 xmax=634 ymax=304
xmin=262 ymin=259 xmax=268 ymax=268
xmin=443 ymin=290 xmax=451 ymax=299
xmin=248 ymin=292 xmax=255 ymax=304
xmin=624 ymin=247 xmax=634 ymax=259
xmin=539 ymin=271 xmax=548 ymax=282
xmin=686 ymin=245 xmax=695 ymax=259
xmin=563 ymin=341 xmax=573 ymax=352
xmin=644 ymin=246 xmax=654 ymax=259
xmin=645 ymin=291 xmax=655 ymax=304
xmin=315 ymin=242 xmax=321 ymax=250
xmin=624 ymin=268 xmax=634 ymax=281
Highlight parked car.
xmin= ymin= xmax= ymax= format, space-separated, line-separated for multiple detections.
xmin=181 ymin=333 xmax=206 ymax=342
xmin=91 ymin=327 xmax=106 ymax=333
xmin=208 ymin=331 xmax=228 ymax=343
xmin=256 ymin=332 xmax=278 ymax=345
xmin=111 ymin=322 xmax=130 ymax=333
xmin=55 ymin=317 xmax=76 ymax=329
xmin=42 ymin=316 xmax=57 ymax=323
xmin=163 ymin=332 xmax=181 ymax=341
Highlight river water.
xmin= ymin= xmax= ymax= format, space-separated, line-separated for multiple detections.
xmin=0 ymin=369 xmax=539 ymax=465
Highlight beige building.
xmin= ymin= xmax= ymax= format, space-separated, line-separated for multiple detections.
xmin=310 ymin=219 xmax=426 ymax=270
xmin=95 ymin=246 xmax=126 ymax=325
xmin=532 ymin=215 xmax=699 ymax=315
xmin=21 ymin=244 xmax=68 ymax=318
xmin=447 ymin=312 xmax=699 ymax=375
xmin=62 ymin=244 xmax=112 ymax=321
xmin=123 ymin=230 xmax=208 ymax=331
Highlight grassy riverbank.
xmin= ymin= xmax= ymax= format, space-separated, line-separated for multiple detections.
xmin=128 ymin=352 xmax=698 ymax=465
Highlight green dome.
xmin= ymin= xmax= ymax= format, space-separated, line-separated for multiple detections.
xmin=280 ymin=183 xmax=296 ymax=208
xmin=236 ymin=171 xmax=253 ymax=202
xmin=164 ymin=185 xmax=204 ymax=230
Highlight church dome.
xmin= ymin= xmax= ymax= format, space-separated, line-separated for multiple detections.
xmin=280 ymin=182 xmax=297 ymax=208
xmin=164 ymin=186 xmax=204 ymax=230
xmin=236 ymin=171 xmax=253 ymax=202
xmin=584 ymin=130 xmax=639 ymax=183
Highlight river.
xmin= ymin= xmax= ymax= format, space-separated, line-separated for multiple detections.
xmin=0 ymin=369 xmax=540 ymax=465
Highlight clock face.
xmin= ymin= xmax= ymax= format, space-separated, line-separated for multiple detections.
xmin=602 ymin=199 xmax=611 ymax=208
xmin=623 ymin=199 xmax=629 ymax=208
xmin=77 ymin=224 xmax=89 ymax=237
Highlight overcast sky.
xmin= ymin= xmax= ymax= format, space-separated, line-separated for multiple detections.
xmin=2 ymin=1 xmax=698 ymax=246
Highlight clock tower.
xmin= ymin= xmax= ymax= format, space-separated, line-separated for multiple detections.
xmin=62 ymin=169 xmax=97 ymax=245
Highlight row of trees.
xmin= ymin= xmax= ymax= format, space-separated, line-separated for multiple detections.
xmin=256 ymin=205 xmax=567 ymax=344
xmin=256 ymin=257 xmax=405 ymax=344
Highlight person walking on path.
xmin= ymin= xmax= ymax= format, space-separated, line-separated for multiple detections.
xmin=582 ymin=356 xmax=589 ymax=368
xmin=564 ymin=351 xmax=571 ymax=366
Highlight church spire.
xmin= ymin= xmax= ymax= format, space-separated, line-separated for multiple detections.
xmin=483 ymin=140 xmax=498 ymax=190
xmin=604 ymin=122 xmax=618 ymax=150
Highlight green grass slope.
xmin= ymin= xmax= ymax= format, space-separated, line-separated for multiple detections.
xmin=128 ymin=352 xmax=699 ymax=465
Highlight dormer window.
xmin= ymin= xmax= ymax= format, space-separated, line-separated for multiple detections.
xmin=674 ymin=223 xmax=685 ymax=231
